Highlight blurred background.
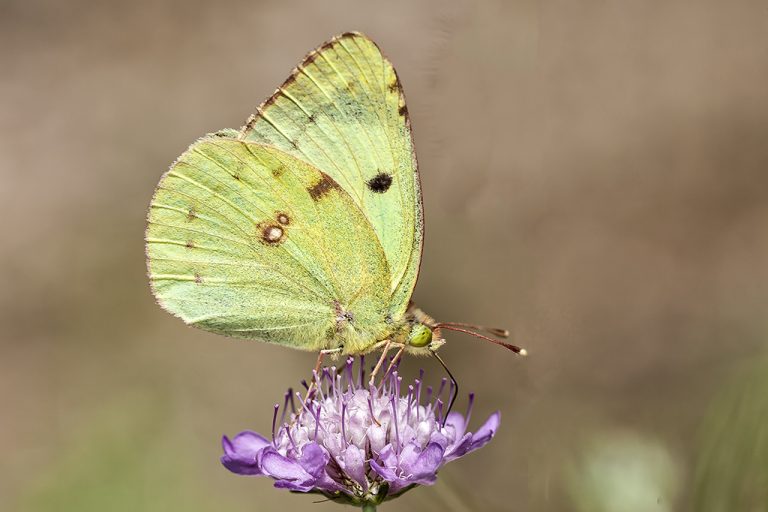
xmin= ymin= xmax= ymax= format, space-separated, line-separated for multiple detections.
xmin=2 ymin=1 xmax=768 ymax=510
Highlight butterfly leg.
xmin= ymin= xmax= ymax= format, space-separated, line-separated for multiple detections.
xmin=314 ymin=348 xmax=343 ymax=375
xmin=382 ymin=343 xmax=407 ymax=380
xmin=368 ymin=340 xmax=392 ymax=387
xmin=304 ymin=348 xmax=343 ymax=402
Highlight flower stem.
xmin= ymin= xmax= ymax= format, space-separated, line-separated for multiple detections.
xmin=361 ymin=504 xmax=376 ymax=512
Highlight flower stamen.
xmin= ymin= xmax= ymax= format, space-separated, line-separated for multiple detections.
xmin=341 ymin=401 xmax=348 ymax=444
xmin=391 ymin=395 xmax=401 ymax=453
xmin=279 ymin=390 xmax=291 ymax=426
xmin=466 ymin=392 xmax=475 ymax=426
xmin=436 ymin=398 xmax=445 ymax=426
xmin=367 ymin=386 xmax=381 ymax=427
xmin=271 ymin=403 xmax=279 ymax=446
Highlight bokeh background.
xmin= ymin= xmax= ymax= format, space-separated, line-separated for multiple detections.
xmin=3 ymin=1 xmax=768 ymax=511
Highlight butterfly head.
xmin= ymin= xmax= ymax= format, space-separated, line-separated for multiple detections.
xmin=407 ymin=323 xmax=446 ymax=352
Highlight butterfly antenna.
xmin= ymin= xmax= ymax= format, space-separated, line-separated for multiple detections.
xmin=435 ymin=324 xmax=528 ymax=355
xmin=437 ymin=321 xmax=510 ymax=339
xmin=431 ymin=350 xmax=458 ymax=428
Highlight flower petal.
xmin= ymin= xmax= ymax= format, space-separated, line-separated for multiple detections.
xmin=367 ymin=424 xmax=388 ymax=454
xmin=443 ymin=411 xmax=467 ymax=440
xmin=296 ymin=444 xmax=343 ymax=494
xmin=428 ymin=430 xmax=450 ymax=449
xmin=409 ymin=442 xmax=444 ymax=481
xmin=220 ymin=431 xmax=271 ymax=475
xmin=398 ymin=443 xmax=422 ymax=469
xmin=298 ymin=442 xmax=329 ymax=478
xmin=273 ymin=479 xmax=316 ymax=492
xmin=444 ymin=433 xmax=473 ymax=461
xmin=337 ymin=444 xmax=367 ymax=488
xmin=377 ymin=444 xmax=399 ymax=469
xmin=221 ymin=454 xmax=263 ymax=476
xmin=468 ymin=411 xmax=501 ymax=452
xmin=415 ymin=419 xmax=434 ymax=447
xmin=370 ymin=458 xmax=401 ymax=482
xmin=259 ymin=448 xmax=312 ymax=483
xmin=223 ymin=431 xmax=270 ymax=458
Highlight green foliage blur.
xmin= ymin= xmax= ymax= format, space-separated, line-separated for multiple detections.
xmin=20 ymin=394 xmax=230 ymax=512
xmin=692 ymin=357 xmax=768 ymax=512
xmin=566 ymin=432 xmax=680 ymax=512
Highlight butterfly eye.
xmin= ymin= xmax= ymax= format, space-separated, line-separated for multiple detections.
xmin=408 ymin=324 xmax=433 ymax=348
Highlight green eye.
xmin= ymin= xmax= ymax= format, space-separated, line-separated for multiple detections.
xmin=409 ymin=324 xmax=433 ymax=348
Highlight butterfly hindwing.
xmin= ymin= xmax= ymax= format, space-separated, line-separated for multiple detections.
xmin=146 ymin=136 xmax=391 ymax=349
xmin=240 ymin=32 xmax=423 ymax=320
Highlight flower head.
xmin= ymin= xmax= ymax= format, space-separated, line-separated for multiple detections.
xmin=221 ymin=357 xmax=500 ymax=507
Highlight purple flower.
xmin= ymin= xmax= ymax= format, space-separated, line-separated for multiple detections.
xmin=221 ymin=357 xmax=500 ymax=508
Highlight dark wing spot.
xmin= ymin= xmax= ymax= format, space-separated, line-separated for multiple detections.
xmin=263 ymin=94 xmax=278 ymax=108
xmin=276 ymin=212 xmax=291 ymax=225
xmin=194 ymin=272 xmax=203 ymax=284
xmin=367 ymin=172 xmax=393 ymax=193
xmin=272 ymin=165 xmax=286 ymax=178
xmin=232 ymin=173 xmax=241 ymax=181
xmin=259 ymin=224 xmax=285 ymax=246
xmin=186 ymin=207 xmax=197 ymax=221
xmin=390 ymin=69 xmax=403 ymax=93
xmin=304 ymin=51 xmax=318 ymax=66
xmin=307 ymin=172 xmax=339 ymax=201
xmin=398 ymin=104 xmax=408 ymax=117
xmin=283 ymin=73 xmax=297 ymax=87
xmin=244 ymin=114 xmax=257 ymax=131
xmin=307 ymin=113 xmax=317 ymax=123
xmin=185 ymin=240 xmax=196 ymax=249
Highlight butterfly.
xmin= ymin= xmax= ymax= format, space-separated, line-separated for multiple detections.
xmin=145 ymin=32 xmax=524 ymax=385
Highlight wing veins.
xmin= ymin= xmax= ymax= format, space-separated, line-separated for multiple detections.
xmin=167 ymin=168 xmax=257 ymax=224
xmin=148 ymin=221 xmax=254 ymax=248
xmin=272 ymin=89 xmax=364 ymax=203
xmin=297 ymin=66 xmax=369 ymax=202
xmin=149 ymin=256 xmax=259 ymax=267
xmin=146 ymin=238 xmax=244 ymax=256
xmin=245 ymin=144 xmax=349 ymax=302
xmin=266 ymin=150 xmax=382 ymax=308
xmin=343 ymin=37 xmax=412 ymax=292
xmin=192 ymin=143 xmax=340 ymax=299
xmin=316 ymin=50 xmax=388 ymax=183
xmin=150 ymin=202 xmax=245 ymax=239
xmin=210 ymin=139 xmax=347 ymax=299
xmin=338 ymin=38 xmax=397 ymax=175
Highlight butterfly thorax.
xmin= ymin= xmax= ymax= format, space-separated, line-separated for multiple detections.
xmin=333 ymin=304 xmax=443 ymax=356
xmin=332 ymin=313 xmax=409 ymax=355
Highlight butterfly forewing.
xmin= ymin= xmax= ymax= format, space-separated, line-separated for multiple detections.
xmin=240 ymin=32 xmax=423 ymax=320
